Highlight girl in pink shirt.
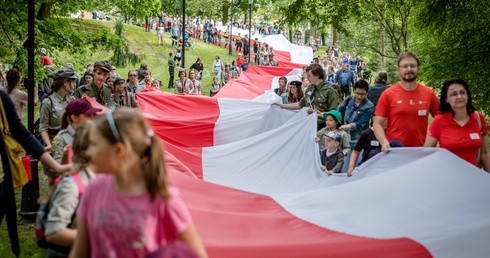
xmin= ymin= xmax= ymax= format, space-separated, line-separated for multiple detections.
xmin=70 ymin=108 xmax=207 ymax=258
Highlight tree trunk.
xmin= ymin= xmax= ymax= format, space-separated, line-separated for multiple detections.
xmin=36 ymin=3 xmax=52 ymax=20
xmin=332 ymin=28 xmax=339 ymax=46
xmin=380 ymin=22 xmax=385 ymax=69
xmin=321 ymin=32 xmax=325 ymax=46
xmin=222 ymin=2 xmax=229 ymax=24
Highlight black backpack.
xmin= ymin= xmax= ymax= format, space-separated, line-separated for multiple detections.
xmin=32 ymin=96 xmax=53 ymax=143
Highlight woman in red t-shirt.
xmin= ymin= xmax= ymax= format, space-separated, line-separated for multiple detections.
xmin=425 ymin=78 xmax=489 ymax=172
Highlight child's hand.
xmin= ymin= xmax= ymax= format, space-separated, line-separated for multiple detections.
xmin=327 ymin=170 xmax=334 ymax=176
xmin=320 ymin=165 xmax=326 ymax=171
xmin=315 ymin=136 xmax=320 ymax=142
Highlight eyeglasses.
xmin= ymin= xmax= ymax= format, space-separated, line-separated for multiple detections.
xmin=105 ymin=112 xmax=122 ymax=142
xmin=355 ymin=91 xmax=367 ymax=96
xmin=448 ymin=91 xmax=467 ymax=98
xmin=129 ymin=74 xmax=137 ymax=77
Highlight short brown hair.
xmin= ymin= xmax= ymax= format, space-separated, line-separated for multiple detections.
xmin=305 ymin=63 xmax=325 ymax=80
xmin=397 ymin=51 xmax=420 ymax=67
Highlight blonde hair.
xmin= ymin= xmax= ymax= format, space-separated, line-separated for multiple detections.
xmin=92 ymin=108 xmax=169 ymax=199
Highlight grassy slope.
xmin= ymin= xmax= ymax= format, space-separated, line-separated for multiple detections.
xmin=0 ymin=18 xmax=241 ymax=258
xmin=56 ymin=19 xmax=238 ymax=94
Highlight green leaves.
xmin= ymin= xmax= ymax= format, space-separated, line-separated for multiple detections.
xmin=413 ymin=0 xmax=490 ymax=114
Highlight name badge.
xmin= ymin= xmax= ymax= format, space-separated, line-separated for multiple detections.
xmin=470 ymin=133 xmax=480 ymax=140
xmin=371 ymin=140 xmax=380 ymax=146
xmin=418 ymin=110 xmax=427 ymax=116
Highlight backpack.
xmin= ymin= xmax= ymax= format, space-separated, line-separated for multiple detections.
xmin=38 ymin=78 xmax=52 ymax=101
xmin=35 ymin=173 xmax=86 ymax=250
xmin=32 ymin=96 xmax=53 ymax=143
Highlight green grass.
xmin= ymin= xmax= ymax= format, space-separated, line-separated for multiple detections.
xmin=0 ymin=223 xmax=46 ymax=258
xmin=55 ymin=19 xmax=238 ymax=95
xmin=1 ymin=18 xmax=242 ymax=257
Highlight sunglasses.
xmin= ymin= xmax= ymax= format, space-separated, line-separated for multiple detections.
xmin=129 ymin=74 xmax=137 ymax=77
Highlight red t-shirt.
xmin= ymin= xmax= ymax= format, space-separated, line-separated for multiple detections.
xmin=41 ymin=55 xmax=53 ymax=66
xmin=375 ymin=83 xmax=439 ymax=147
xmin=236 ymin=57 xmax=246 ymax=67
xmin=428 ymin=111 xmax=488 ymax=165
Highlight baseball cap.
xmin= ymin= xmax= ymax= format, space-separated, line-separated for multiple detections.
xmin=48 ymin=66 xmax=77 ymax=80
xmin=93 ymin=61 xmax=112 ymax=73
xmin=324 ymin=131 xmax=341 ymax=142
xmin=323 ymin=110 xmax=342 ymax=125
xmin=65 ymin=99 xmax=102 ymax=117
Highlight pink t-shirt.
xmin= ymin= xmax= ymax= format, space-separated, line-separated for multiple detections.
xmin=77 ymin=175 xmax=192 ymax=258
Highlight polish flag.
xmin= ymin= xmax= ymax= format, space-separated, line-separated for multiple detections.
xmin=137 ymin=90 xmax=490 ymax=258
xmin=215 ymin=66 xmax=303 ymax=99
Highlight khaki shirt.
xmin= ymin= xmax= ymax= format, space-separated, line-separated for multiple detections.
xmin=51 ymin=124 xmax=75 ymax=164
xmin=75 ymin=82 xmax=114 ymax=107
xmin=39 ymin=92 xmax=73 ymax=134
xmin=114 ymin=91 xmax=138 ymax=108
xmin=45 ymin=169 xmax=95 ymax=236
xmin=126 ymin=82 xmax=145 ymax=94
xmin=174 ymin=79 xmax=191 ymax=94
xmin=299 ymin=81 xmax=339 ymax=124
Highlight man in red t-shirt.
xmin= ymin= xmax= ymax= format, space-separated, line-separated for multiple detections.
xmin=373 ymin=51 xmax=439 ymax=152
xmin=235 ymin=53 xmax=246 ymax=68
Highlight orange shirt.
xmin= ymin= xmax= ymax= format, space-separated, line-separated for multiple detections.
xmin=375 ymin=83 xmax=439 ymax=147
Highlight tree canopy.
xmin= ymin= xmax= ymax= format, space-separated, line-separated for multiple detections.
xmin=0 ymin=0 xmax=488 ymax=113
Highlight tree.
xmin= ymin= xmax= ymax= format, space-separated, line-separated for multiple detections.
xmin=413 ymin=0 xmax=490 ymax=114
xmin=273 ymin=0 xmax=360 ymax=42
xmin=0 ymin=0 xmax=114 ymax=75
xmin=110 ymin=20 xmax=142 ymax=67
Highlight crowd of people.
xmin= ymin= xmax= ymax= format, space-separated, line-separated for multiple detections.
xmin=275 ymin=51 xmax=489 ymax=176
xmin=0 ymin=56 xmax=210 ymax=257
xmin=0 ymin=32 xmax=488 ymax=258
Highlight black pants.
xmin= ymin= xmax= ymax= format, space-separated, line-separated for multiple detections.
xmin=340 ymin=85 xmax=351 ymax=100
xmin=168 ymin=68 xmax=174 ymax=88
xmin=243 ymin=46 xmax=249 ymax=56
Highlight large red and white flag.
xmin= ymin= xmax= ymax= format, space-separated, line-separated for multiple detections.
xmin=137 ymin=90 xmax=490 ymax=258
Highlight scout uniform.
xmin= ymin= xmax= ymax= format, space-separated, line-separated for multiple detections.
xmin=51 ymin=124 xmax=75 ymax=164
xmin=174 ymin=78 xmax=191 ymax=94
xmin=74 ymin=61 xmax=115 ymax=108
xmin=41 ymin=66 xmax=77 ymax=176
xmin=168 ymin=57 xmax=175 ymax=88
xmin=299 ymin=81 xmax=339 ymax=125
xmin=126 ymin=82 xmax=144 ymax=94
xmin=75 ymin=82 xmax=113 ymax=107
xmin=39 ymin=92 xmax=73 ymax=140
xmin=114 ymin=91 xmax=138 ymax=108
